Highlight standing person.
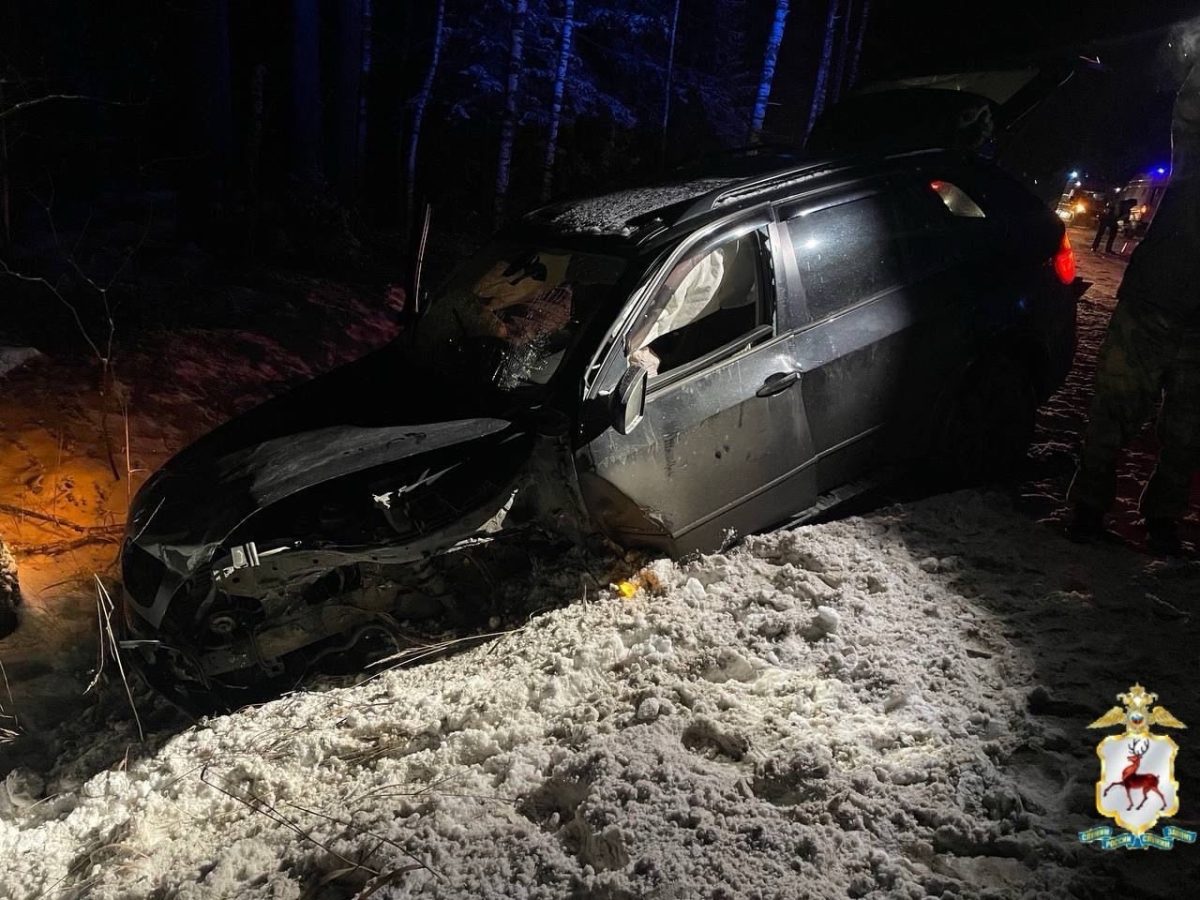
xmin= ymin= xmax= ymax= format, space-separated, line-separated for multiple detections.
xmin=1068 ymin=59 xmax=1200 ymax=555
xmin=1092 ymin=199 xmax=1120 ymax=253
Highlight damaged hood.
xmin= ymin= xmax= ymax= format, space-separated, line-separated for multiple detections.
xmin=123 ymin=344 xmax=537 ymax=625
xmin=125 ymin=417 xmax=526 ymax=625
xmin=129 ymin=419 xmax=516 ymax=560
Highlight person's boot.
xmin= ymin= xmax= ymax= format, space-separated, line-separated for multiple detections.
xmin=1146 ymin=518 xmax=1184 ymax=556
xmin=1067 ymin=503 xmax=1107 ymax=542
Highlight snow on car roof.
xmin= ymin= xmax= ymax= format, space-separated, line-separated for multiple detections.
xmin=533 ymin=178 xmax=739 ymax=237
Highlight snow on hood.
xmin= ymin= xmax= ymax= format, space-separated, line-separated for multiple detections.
xmin=539 ymin=179 xmax=737 ymax=237
xmin=1 ymin=491 xmax=1129 ymax=898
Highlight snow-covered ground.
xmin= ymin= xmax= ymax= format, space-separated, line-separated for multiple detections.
xmin=2 ymin=230 xmax=1200 ymax=898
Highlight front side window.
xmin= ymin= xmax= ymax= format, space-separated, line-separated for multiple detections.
xmin=627 ymin=231 xmax=764 ymax=378
xmin=415 ymin=242 xmax=625 ymax=391
xmin=787 ymin=196 xmax=905 ymax=321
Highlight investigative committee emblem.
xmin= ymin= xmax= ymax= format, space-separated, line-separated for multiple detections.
xmin=1079 ymin=683 xmax=1196 ymax=850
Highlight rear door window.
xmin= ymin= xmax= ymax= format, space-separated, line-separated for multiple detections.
xmin=929 ymin=180 xmax=986 ymax=217
xmin=785 ymin=195 xmax=905 ymax=322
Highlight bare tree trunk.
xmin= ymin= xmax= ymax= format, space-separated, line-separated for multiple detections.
xmin=660 ymin=0 xmax=681 ymax=165
xmin=541 ymin=0 xmax=575 ymax=201
xmin=405 ymin=0 xmax=445 ymax=235
xmin=290 ymin=0 xmax=321 ymax=182
xmin=247 ymin=64 xmax=266 ymax=194
xmin=358 ymin=0 xmax=374 ymax=180
xmin=205 ymin=0 xmax=233 ymax=180
xmin=178 ymin=0 xmax=231 ymax=235
xmin=748 ymin=0 xmax=789 ymax=142
xmin=333 ymin=0 xmax=365 ymax=202
xmin=244 ymin=63 xmax=267 ymax=255
xmin=1 ymin=80 xmax=10 ymax=249
xmin=495 ymin=0 xmax=529 ymax=222
xmin=805 ymin=0 xmax=840 ymax=139
xmin=831 ymin=0 xmax=853 ymax=104
xmin=847 ymin=0 xmax=871 ymax=92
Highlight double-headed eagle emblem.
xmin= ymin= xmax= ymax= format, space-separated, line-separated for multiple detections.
xmin=1088 ymin=683 xmax=1186 ymax=735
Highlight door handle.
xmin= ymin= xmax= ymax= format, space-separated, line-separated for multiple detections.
xmin=756 ymin=370 xmax=799 ymax=397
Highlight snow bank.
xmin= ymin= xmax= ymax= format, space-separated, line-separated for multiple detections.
xmin=0 ymin=490 xmax=1134 ymax=899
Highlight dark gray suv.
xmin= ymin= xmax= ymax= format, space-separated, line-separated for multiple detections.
xmin=120 ymin=95 xmax=1080 ymax=706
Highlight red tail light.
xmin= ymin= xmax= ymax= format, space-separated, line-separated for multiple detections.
xmin=1053 ymin=231 xmax=1076 ymax=285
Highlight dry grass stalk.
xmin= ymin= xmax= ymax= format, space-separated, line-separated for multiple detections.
xmin=93 ymin=575 xmax=144 ymax=742
xmin=364 ymin=626 xmax=525 ymax=674
xmin=0 ymin=652 xmax=18 ymax=742
xmin=284 ymin=799 xmax=438 ymax=881
xmin=199 ymin=763 xmax=400 ymax=883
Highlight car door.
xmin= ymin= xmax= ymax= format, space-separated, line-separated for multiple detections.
xmin=775 ymin=184 xmax=942 ymax=491
xmin=579 ymin=218 xmax=818 ymax=555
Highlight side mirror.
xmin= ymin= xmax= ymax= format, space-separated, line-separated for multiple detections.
xmin=613 ymin=365 xmax=648 ymax=435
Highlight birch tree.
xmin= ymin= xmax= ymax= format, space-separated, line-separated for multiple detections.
xmin=290 ymin=0 xmax=321 ymax=181
xmin=805 ymin=0 xmax=840 ymax=138
xmin=846 ymin=0 xmax=871 ymax=92
xmin=406 ymin=0 xmax=445 ymax=232
xmin=541 ymin=0 xmax=575 ymax=200
xmin=832 ymin=0 xmax=853 ymax=104
xmin=358 ymin=0 xmax=373 ymax=179
xmin=660 ymin=0 xmax=680 ymax=164
xmin=748 ymin=0 xmax=789 ymax=142
xmin=494 ymin=0 xmax=529 ymax=221
xmin=333 ymin=0 xmax=365 ymax=201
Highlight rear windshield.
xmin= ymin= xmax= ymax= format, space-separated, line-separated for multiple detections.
xmin=415 ymin=242 xmax=626 ymax=392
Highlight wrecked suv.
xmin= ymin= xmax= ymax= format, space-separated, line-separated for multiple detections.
xmin=120 ymin=78 xmax=1081 ymax=708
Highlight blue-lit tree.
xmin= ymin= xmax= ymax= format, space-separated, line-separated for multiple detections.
xmin=846 ymin=0 xmax=872 ymax=94
xmin=406 ymin=0 xmax=446 ymax=231
xmin=494 ymin=0 xmax=530 ymax=220
xmin=806 ymin=0 xmax=839 ymax=138
xmin=290 ymin=0 xmax=321 ymax=181
xmin=542 ymin=0 xmax=575 ymax=200
xmin=749 ymin=0 xmax=789 ymax=141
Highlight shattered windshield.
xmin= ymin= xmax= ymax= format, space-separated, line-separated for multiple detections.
xmin=414 ymin=242 xmax=626 ymax=392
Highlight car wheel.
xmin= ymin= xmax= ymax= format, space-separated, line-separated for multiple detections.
xmin=933 ymin=353 xmax=1037 ymax=487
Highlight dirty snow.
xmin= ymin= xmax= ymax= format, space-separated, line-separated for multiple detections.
xmin=2 ymin=229 xmax=1200 ymax=898
xmin=539 ymin=180 xmax=737 ymax=236
xmin=5 ymin=485 xmax=1200 ymax=898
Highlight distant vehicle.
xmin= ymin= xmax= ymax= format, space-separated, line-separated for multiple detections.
xmin=1055 ymin=188 xmax=1110 ymax=226
xmin=120 ymin=69 xmax=1084 ymax=709
xmin=1117 ymin=169 xmax=1170 ymax=235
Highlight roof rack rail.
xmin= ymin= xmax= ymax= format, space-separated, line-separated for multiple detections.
xmin=710 ymin=161 xmax=848 ymax=207
xmin=667 ymin=147 xmax=957 ymax=233
xmin=657 ymin=159 xmax=847 ymax=234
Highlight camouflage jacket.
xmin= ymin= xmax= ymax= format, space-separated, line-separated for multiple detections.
xmin=1118 ymin=62 xmax=1200 ymax=323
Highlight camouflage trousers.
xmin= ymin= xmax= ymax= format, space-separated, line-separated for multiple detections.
xmin=1068 ymin=299 xmax=1200 ymax=521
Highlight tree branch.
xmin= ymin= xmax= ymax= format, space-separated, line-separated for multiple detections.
xmin=0 ymin=93 xmax=134 ymax=122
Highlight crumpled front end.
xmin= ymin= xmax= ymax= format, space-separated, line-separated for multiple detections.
xmin=119 ymin=415 xmax=589 ymax=708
